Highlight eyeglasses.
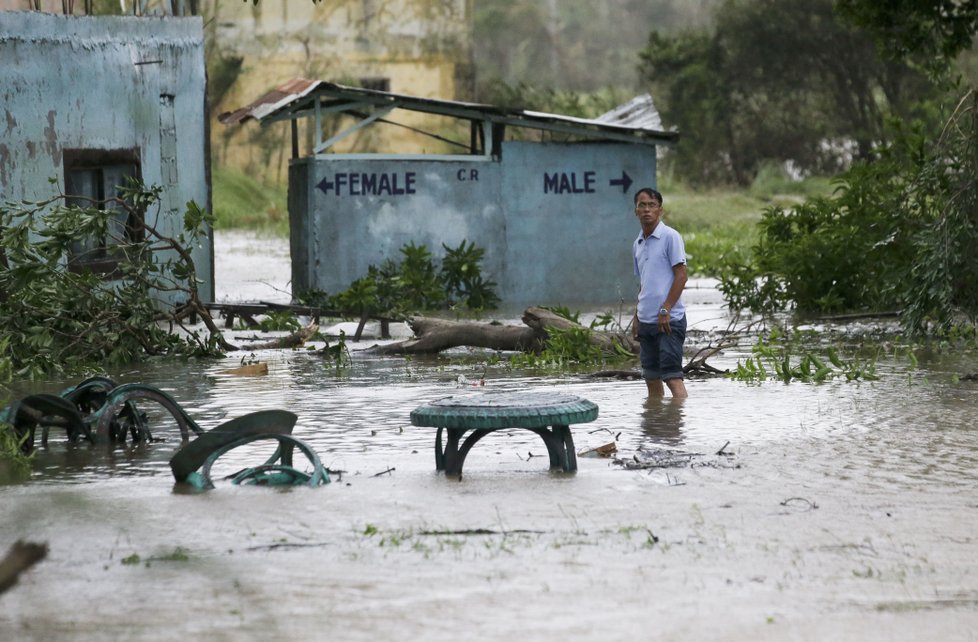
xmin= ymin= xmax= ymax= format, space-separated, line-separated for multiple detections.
xmin=635 ymin=202 xmax=660 ymax=210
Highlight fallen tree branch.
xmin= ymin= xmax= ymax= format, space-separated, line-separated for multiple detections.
xmin=361 ymin=307 xmax=762 ymax=381
xmin=366 ymin=316 xmax=545 ymax=355
xmin=365 ymin=306 xmax=634 ymax=356
xmin=241 ymin=322 xmax=319 ymax=351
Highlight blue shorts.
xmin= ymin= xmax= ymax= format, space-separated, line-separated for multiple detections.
xmin=638 ymin=315 xmax=686 ymax=381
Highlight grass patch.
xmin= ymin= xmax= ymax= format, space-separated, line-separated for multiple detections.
xmin=681 ymin=221 xmax=759 ymax=276
xmin=657 ymin=171 xmax=833 ymax=276
xmin=212 ymin=165 xmax=288 ymax=236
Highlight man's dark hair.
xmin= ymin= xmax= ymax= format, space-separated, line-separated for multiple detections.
xmin=634 ymin=187 xmax=662 ymax=206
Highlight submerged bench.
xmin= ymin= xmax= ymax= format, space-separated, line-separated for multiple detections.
xmin=202 ymin=301 xmax=394 ymax=340
xmin=410 ymin=390 xmax=599 ymax=478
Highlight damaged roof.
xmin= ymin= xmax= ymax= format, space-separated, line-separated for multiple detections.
xmin=218 ymin=78 xmax=678 ymax=147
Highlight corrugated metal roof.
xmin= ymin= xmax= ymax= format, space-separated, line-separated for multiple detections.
xmin=218 ymin=78 xmax=678 ymax=146
xmin=595 ymin=93 xmax=664 ymax=131
xmin=218 ymin=78 xmax=321 ymax=126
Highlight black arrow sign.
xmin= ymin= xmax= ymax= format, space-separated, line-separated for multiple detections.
xmin=609 ymin=171 xmax=633 ymax=193
xmin=316 ymin=177 xmax=334 ymax=194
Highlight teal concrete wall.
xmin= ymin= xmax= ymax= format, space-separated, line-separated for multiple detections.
xmin=0 ymin=12 xmax=212 ymax=302
xmin=291 ymin=140 xmax=656 ymax=306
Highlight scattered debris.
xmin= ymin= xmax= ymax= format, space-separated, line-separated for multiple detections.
xmin=614 ymin=443 xmax=741 ymax=472
xmin=587 ymin=427 xmax=622 ymax=441
xmin=587 ymin=370 xmax=642 ymax=380
xmin=221 ymin=362 xmax=268 ymax=376
xmin=665 ymin=473 xmax=686 ymax=486
xmin=780 ymin=497 xmax=818 ymax=511
xmin=242 ymin=322 xmax=320 ymax=350
xmin=578 ymin=442 xmax=618 ymax=458
xmin=614 ymin=447 xmax=701 ymax=470
xmin=417 ymin=528 xmax=545 ymax=536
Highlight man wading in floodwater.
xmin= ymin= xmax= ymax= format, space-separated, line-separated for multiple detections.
xmin=631 ymin=187 xmax=688 ymax=398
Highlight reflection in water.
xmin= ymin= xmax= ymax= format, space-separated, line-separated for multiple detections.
xmin=640 ymin=397 xmax=686 ymax=446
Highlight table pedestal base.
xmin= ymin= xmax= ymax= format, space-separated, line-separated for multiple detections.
xmin=436 ymin=424 xmax=577 ymax=477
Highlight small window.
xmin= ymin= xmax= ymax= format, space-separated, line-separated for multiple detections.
xmin=358 ymin=77 xmax=391 ymax=93
xmin=63 ymin=149 xmax=142 ymax=275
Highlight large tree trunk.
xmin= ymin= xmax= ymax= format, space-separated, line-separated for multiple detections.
xmin=368 ymin=307 xmax=637 ymax=356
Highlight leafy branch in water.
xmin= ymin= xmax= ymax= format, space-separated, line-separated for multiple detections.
xmin=0 ymin=181 xmax=230 ymax=380
xmin=727 ymin=326 xmax=878 ymax=384
xmin=509 ymin=307 xmax=634 ymax=369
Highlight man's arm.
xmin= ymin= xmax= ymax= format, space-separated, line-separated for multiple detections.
xmin=632 ymin=284 xmax=641 ymax=339
xmin=657 ymin=263 xmax=688 ymax=334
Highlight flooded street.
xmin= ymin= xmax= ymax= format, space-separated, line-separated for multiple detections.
xmin=3 ymin=230 xmax=978 ymax=640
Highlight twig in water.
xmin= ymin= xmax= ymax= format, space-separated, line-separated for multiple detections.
xmin=371 ymin=467 xmax=396 ymax=477
xmin=665 ymin=473 xmax=686 ymax=486
xmin=326 ymin=468 xmax=346 ymax=482
xmin=716 ymin=441 xmax=731 ymax=456
xmin=780 ymin=497 xmax=818 ymax=511
xmin=418 ymin=528 xmax=545 ymax=536
xmin=245 ymin=542 xmax=331 ymax=552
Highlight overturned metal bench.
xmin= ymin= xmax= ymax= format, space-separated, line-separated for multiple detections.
xmin=0 ymin=378 xmax=204 ymax=452
xmin=170 ymin=409 xmax=329 ymax=489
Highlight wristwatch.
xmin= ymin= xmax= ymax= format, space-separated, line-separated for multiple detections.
xmin=658 ymin=307 xmax=670 ymax=316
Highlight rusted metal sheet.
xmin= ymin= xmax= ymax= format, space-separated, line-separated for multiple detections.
xmin=217 ymin=78 xmax=321 ymax=126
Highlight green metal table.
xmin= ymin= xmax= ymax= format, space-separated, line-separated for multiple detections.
xmin=410 ymin=390 xmax=599 ymax=477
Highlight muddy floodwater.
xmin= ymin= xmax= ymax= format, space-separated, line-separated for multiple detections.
xmin=3 ymin=230 xmax=978 ymax=640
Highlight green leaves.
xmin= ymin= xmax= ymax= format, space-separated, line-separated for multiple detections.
xmin=183 ymin=200 xmax=213 ymax=232
xmin=510 ymin=308 xmax=633 ymax=370
xmin=0 ymin=183 xmax=222 ymax=380
xmin=510 ymin=325 xmax=605 ymax=370
xmin=837 ymin=0 xmax=978 ymax=80
xmin=638 ymin=0 xmax=938 ymax=186
xmin=298 ymin=240 xmax=499 ymax=319
xmin=729 ymin=331 xmax=878 ymax=384
xmin=441 ymin=240 xmax=500 ymax=310
xmin=720 ymin=88 xmax=978 ymax=338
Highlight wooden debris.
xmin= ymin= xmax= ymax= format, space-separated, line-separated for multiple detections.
xmin=578 ymin=442 xmax=618 ymax=458
xmin=243 ymin=322 xmax=319 ymax=350
xmin=221 ymin=362 xmax=269 ymax=376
